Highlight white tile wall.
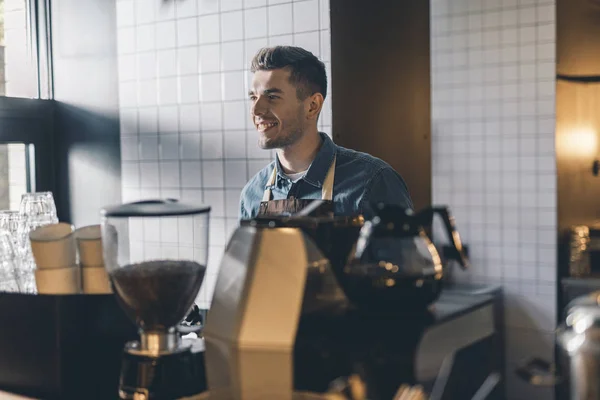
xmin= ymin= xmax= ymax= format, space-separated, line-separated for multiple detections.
xmin=116 ymin=0 xmax=332 ymax=308
xmin=431 ymin=0 xmax=556 ymax=399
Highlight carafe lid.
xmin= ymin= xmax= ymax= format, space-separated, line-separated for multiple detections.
xmin=102 ymin=199 xmax=211 ymax=218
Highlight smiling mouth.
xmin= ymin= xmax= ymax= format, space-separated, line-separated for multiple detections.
xmin=256 ymin=121 xmax=279 ymax=132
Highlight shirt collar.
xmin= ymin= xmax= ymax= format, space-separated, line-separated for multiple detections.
xmin=274 ymin=132 xmax=336 ymax=189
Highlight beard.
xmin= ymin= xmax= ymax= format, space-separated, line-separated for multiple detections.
xmin=258 ymin=107 xmax=306 ymax=150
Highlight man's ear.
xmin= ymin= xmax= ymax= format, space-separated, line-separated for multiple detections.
xmin=306 ymin=93 xmax=324 ymax=120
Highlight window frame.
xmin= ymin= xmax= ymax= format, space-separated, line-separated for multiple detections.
xmin=0 ymin=96 xmax=55 ymax=195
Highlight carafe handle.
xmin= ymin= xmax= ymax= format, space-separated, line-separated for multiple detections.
xmin=421 ymin=207 xmax=470 ymax=270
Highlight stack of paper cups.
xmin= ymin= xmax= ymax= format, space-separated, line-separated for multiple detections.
xmin=75 ymin=225 xmax=112 ymax=294
xmin=30 ymin=223 xmax=80 ymax=294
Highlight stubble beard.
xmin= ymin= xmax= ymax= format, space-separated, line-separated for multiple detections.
xmin=258 ymin=107 xmax=306 ymax=150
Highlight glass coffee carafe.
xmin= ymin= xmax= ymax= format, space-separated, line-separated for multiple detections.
xmin=101 ymin=199 xmax=210 ymax=400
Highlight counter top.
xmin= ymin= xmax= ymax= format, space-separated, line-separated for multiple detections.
xmin=433 ymin=282 xmax=501 ymax=324
xmin=431 ymin=291 xmax=495 ymax=325
xmin=0 ymin=283 xmax=502 ymax=400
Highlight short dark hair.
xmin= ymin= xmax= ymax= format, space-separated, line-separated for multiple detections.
xmin=250 ymin=46 xmax=327 ymax=100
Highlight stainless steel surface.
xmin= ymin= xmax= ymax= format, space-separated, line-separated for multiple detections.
xmin=141 ymin=330 xmax=181 ymax=354
xmin=518 ymin=291 xmax=600 ymax=399
xmin=428 ymin=352 xmax=454 ymax=400
xmin=442 ymin=283 xmax=502 ymax=296
xmin=416 ymin=303 xmax=495 ymax=382
xmin=559 ymin=291 xmax=600 ymax=400
xmin=471 ymin=373 xmax=501 ymax=400
xmin=126 ymin=330 xmax=188 ymax=356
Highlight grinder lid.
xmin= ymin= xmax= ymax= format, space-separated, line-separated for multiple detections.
xmin=102 ymin=199 xmax=211 ymax=218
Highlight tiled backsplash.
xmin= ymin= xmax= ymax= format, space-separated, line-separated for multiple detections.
xmin=430 ymin=0 xmax=556 ymax=399
xmin=116 ymin=0 xmax=332 ymax=308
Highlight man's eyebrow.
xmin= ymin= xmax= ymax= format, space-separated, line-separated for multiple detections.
xmin=248 ymin=88 xmax=284 ymax=96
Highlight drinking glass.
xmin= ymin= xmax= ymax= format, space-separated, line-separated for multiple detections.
xmin=0 ymin=230 xmax=21 ymax=292
xmin=20 ymin=192 xmax=58 ymax=226
xmin=0 ymin=212 xmax=37 ymax=292
xmin=0 ymin=192 xmax=60 ymax=293
xmin=0 ymin=210 xmax=23 ymax=234
xmin=0 ymin=210 xmax=27 ymax=250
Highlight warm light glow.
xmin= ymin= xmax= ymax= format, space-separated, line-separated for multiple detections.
xmin=558 ymin=126 xmax=598 ymax=158
xmin=566 ymin=333 xmax=585 ymax=354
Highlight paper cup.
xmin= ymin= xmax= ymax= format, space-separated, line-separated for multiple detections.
xmin=81 ymin=266 xmax=112 ymax=294
xmin=74 ymin=225 xmax=104 ymax=267
xmin=34 ymin=266 xmax=80 ymax=294
xmin=29 ymin=223 xmax=76 ymax=269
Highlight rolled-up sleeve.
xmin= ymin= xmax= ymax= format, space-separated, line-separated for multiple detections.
xmin=360 ymin=167 xmax=413 ymax=218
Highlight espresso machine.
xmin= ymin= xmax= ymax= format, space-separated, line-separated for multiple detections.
xmin=101 ymin=199 xmax=210 ymax=400
xmin=200 ymin=205 xmax=496 ymax=400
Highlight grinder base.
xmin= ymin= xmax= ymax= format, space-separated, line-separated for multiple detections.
xmin=119 ymin=338 xmax=206 ymax=400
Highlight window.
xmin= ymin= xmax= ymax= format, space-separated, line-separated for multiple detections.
xmin=0 ymin=0 xmax=54 ymax=214
xmin=1 ymin=0 xmax=40 ymax=98
xmin=0 ymin=143 xmax=33 ymax=209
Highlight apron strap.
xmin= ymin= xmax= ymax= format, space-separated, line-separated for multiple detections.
xmin=262 ymin=166 xmax=278 ymax=202
xmin=321 ymin=155 xmax=336 ymax=201
xmin=261 ymin=155 xmax=337 ymax=202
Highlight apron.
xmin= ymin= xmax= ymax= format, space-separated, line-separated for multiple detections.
xmin=258 ymin=156 xmax=336 ymax=217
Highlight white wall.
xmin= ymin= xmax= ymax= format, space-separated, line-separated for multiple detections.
xmin=430 ymin=0 xmax=556 ymax=399
xmin=115 ymin=0 xmax=332 ymax=309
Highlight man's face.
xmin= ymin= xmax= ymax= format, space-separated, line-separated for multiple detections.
xmin=249 ymin=68 xmax=308 ymax=149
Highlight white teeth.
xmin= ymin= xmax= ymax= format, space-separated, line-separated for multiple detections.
xmin=258 ymin=122 xmax=278 ymax=130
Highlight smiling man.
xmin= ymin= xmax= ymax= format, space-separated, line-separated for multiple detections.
xmin=239 ymin=46 xmax=413 ymax=220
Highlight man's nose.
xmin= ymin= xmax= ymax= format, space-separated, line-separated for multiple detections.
xmin=251 ymin=97 xmax=267 ymax=116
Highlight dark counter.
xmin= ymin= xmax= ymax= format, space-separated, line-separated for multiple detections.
xmin=0 ymin=293 xmax=137 ymax=400
xmin=0 ymin=284 xmax=503 ymax=400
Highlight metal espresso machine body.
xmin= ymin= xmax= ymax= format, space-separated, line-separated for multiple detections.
xmin=201 ymin=211 xmax=499 ymax=400
xmin=202 ymin=224 xmax=334 ymax=399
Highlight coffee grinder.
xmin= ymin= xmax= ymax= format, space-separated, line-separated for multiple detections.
xmin=101 ymin=199 xmax=211 ymax=400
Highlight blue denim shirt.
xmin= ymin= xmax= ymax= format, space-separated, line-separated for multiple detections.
xmin=239 ymin=133 xmax=413 ymax=220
